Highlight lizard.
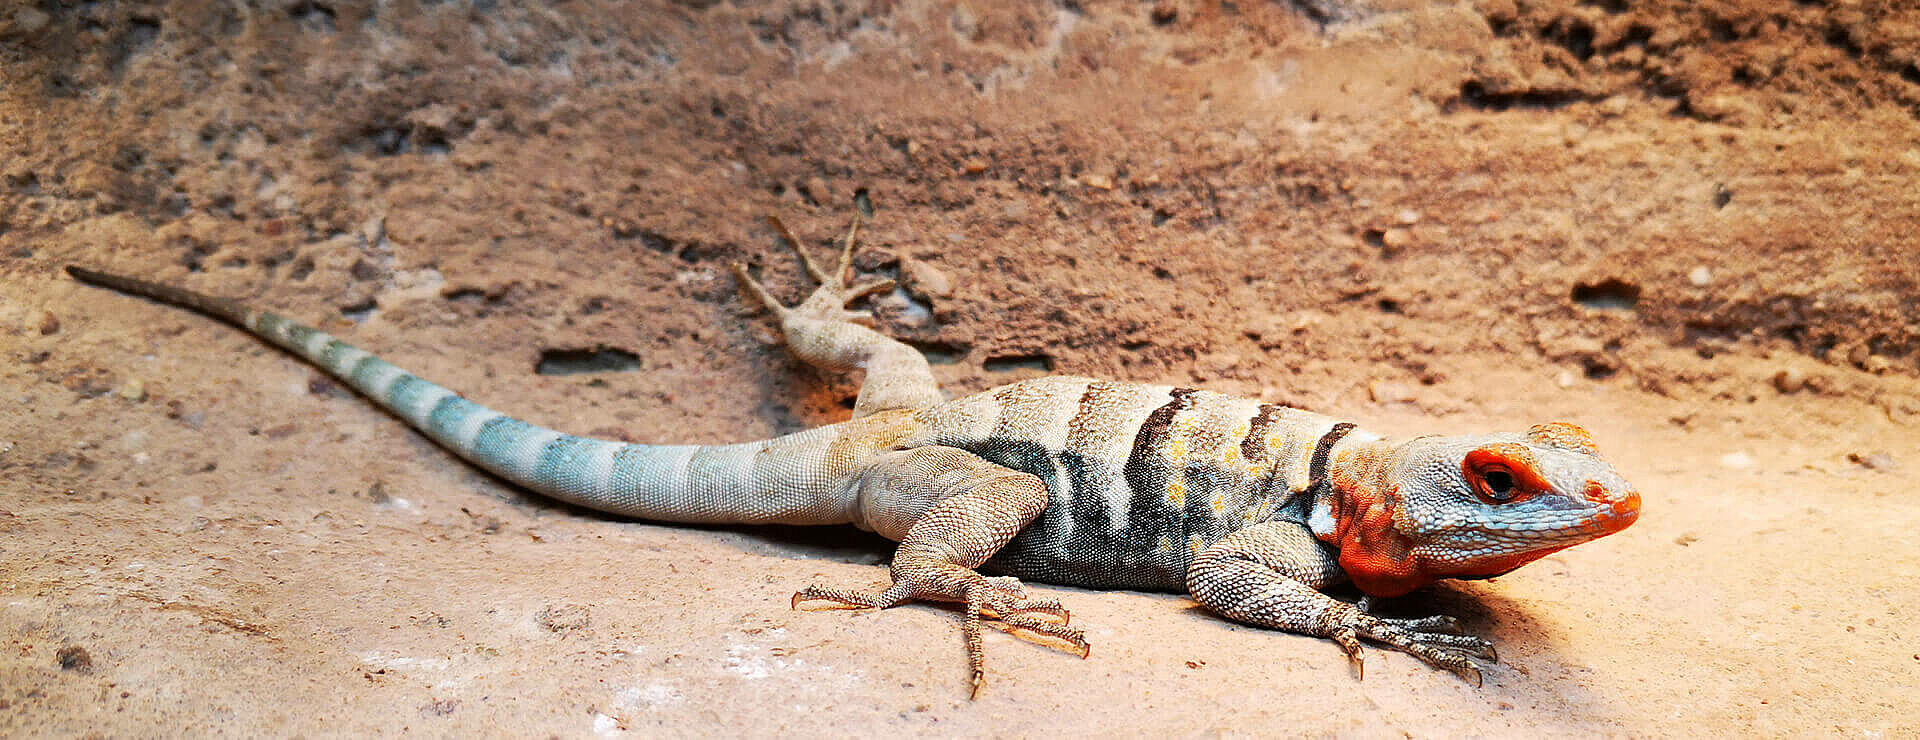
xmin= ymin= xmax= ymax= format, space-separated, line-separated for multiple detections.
xmin=65 ymin=212 xmax=1642 ymax=697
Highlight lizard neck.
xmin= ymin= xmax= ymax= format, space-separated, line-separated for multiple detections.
xmin=1309 ymin=436 xmax=1431 ymax=598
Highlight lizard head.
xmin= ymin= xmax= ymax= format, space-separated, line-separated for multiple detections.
xmin=1312 ymin=422 xmax=1641 ymax=597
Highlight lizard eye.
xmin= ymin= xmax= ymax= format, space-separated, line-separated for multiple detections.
xmin=1463 ymin=444 xmax=1540 ymax=505
xmin=1481 ymin=469 xmax=1516 ymax=500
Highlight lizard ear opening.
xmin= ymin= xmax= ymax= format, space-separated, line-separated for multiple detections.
xmin=1462 ymin=443 xmax=1550 ymax=505
xmin=1527 ymin=422 xmax=1597 ymax=454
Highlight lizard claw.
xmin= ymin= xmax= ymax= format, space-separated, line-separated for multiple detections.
xmin=1332 ymin=626 xmax=1366 ymax=680
xmin=1330 ymin=606 xmax=1495 ymax=686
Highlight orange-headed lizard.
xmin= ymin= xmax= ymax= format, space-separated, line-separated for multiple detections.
xmin=67 ymin=214 xmax=1641 ymax=697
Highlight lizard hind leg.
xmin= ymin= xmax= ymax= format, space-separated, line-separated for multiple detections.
xmin=731 ymin=212 xmax=944 ymax=417
xmin=791 ymin=446 xmax=1089 ymax=699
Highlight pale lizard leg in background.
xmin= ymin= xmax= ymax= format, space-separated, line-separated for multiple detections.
xmin=734 ymin=214 xmax=1088 ymax=697
xmin=732 ymin=213 xmax=942 ymax=417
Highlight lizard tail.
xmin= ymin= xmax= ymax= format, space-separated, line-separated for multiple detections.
xmin=65 ymin=266 xmax=854 ymax=526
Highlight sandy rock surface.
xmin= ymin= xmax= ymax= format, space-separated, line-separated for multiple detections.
xmin=3 ymin=0 xmax=1918 ymax=735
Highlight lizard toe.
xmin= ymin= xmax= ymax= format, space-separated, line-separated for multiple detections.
xmin=791 ymin=582 xmax=910 ymax=611
xmin=992 ymin=613 xmax=1091 ymax=658
xmin=1354 ymin=616 xmax=1495 ymax=685
xmin=1331 ymin=627 xmax=1367 ymax=680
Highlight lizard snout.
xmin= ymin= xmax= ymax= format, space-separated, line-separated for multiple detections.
xmin=1581 ymin=479 xmax=1641 ymax=533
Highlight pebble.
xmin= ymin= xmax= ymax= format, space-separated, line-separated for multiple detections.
xmin=1863 ymin=355 xmax=1891 ymax=374
xmin=1368 ymin=380 xmax=1417 ymax=404
xmin=1395 ymin=209 xmax=1421 ymax=225
xmin=1556 ymin=369 xmax=1578 ymax=388
xmin=1381 ymin=228 xmax=1412 ymax=249
xmin=13 ymin=7 xmax=50 ymax=34
xmin=801 ymin=177 xmax=831 ymax=205
xmin=900 ymin=257 xmax=954 ymax=299
xmin=118 ymin=378 xmax=147 ymax=402
xmin=1082 ymin=174 xmax=1114 ymax=191
xmin=1771 ymin=367 xmax=1805 ymax=393
xmin=56 ymin=646 xmax=91 ymax=673
xmin=1688 ymin=266 xmax=1712 ymax=286
xmin=961 ymin=158 xmax=988 ymax=175
xmin=1848 ymin=451 xmax=1897 ymax=471
xmin=1718 ymin=451 xmax=1754 ymax=470
xmin=28 ymin=309 xmax=59 ymax=335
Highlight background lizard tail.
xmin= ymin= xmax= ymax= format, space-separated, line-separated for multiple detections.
xmin=65 ymin=266 xmax=858 ymax=526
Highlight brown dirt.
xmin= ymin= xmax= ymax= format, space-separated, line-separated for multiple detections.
xmin=3 ymin=0 xmax=1918 ymax=735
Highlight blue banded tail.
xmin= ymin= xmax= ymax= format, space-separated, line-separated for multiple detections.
xmin=65 ymin=266 xmax=847 ymax=525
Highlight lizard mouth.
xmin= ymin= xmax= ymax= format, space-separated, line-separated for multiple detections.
xmin=1583 ymin=488 xmax=1642 ymax=536
xmin=1458 ymin=490 xmax=1641 ymax=544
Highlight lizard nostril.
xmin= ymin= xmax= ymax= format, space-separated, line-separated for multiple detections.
xmin=1613 ymin=490 xmax=1642 ymax=519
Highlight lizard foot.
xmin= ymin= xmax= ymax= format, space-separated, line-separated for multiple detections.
xmin=792 ymin=572 xmax=1088 ymax=699
xmin=1328 ymin=606 xmax=1496 ymax=687
xmin=732 ymin=213 xmax=895 ymax=326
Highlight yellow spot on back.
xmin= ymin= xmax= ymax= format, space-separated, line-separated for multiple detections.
xmin=1167 ymin=478 xmax=1187 ymax=507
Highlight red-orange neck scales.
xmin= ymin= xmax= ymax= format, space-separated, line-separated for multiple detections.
xmin=1316 ymin=440 xmax=1429 ymax=597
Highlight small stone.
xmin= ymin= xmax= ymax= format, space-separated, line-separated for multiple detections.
xmin=1556 ymin=369 xmax=1578 ymax=389
xmin=1083 ymin=174 xmax=1113 ymax=191
xmin=1692 ymin=93 xmax=1762 ymax=125
xmin=1848 ymin=344 xmax=1870 ymax=368
xmin=1847 ymin=451 xmax=1897 ymax=471
xmin=118 ymin=378 xmax=147 ymax=402
xmin=1381 ymin=228 xmax=1412 ymax=249
xmin=1772 ymin=367 xmax=1805 ymax=394
xmin=1395 ymin=209 xmax=1421 ymax=225
xmin=900 ymin=257 xmax=954 ymax=299
xmin=801 ymin=177 xmax=831 ymax=205
xmin=1864 ymin=355 xmax=1892 ymax=374
xmin=13 ymin=7 xmax=50 ymax=34
xmin=1688 ymin=266 xmax=1712 ymax=287
xmin=961 ymin=158 xmax=988 ymax=175
xmin=1368 ymin=380 xmax=1416 ymax=404
xmin=1718 ymin=451 xmax=1754 ymax=470
xmin=27 ymin=309 xmax=58 ymax=335
xmin=56 ymin=646 xmax=91 ymax=673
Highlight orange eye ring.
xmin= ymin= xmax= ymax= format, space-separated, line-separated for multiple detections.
xmin=1463 ymin=445 xmax=1544 ymax=505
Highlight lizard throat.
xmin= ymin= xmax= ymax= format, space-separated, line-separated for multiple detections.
xmin=1311 ymin=442 xmax=1432 ymax=598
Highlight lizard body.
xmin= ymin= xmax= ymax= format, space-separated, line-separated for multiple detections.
xmin=66 ymin=214 xmax=1641 ymax=696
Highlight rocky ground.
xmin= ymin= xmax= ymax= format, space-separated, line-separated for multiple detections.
xmin=3 ymin=0 xmax=1917 ymax=735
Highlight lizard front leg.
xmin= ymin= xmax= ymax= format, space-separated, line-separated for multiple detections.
xmin=793 ymin=446 xmax=1087 ymax=698
xmin=1185 ymin=521 xmax=1495 ymax=685
xmin=732 ymin=212 xmax=944 ymax=416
